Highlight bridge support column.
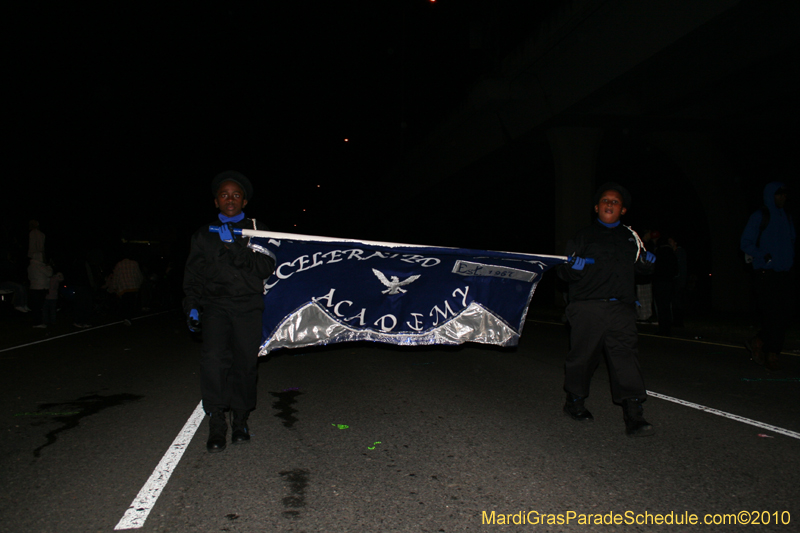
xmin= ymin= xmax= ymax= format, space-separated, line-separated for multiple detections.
xmin=548 ymin=127 xmax=603 ymax=307
xmin=645 ymin=131 xmax=749 ymax=312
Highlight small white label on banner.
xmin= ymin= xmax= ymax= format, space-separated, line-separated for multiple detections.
xmin=452 ymin=260 xmax=537 ymax=282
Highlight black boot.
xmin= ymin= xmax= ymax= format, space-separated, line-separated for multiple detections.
xmin=231 ymin=410 xmax=251 ymax=444
xmin=206 ymin=411 xmax=228 ymax=452
xmin=563 ymin=393 xmax=594 ymax=421
xmin=622 ymin=399 xmax=654 ymax=437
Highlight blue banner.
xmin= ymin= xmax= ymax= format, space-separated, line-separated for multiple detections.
xmin=251 ymin=235 xmax=566 ymax=355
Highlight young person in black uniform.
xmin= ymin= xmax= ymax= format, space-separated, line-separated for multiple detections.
xmin=183 ymin=171 xmax=276 ymax=452
xmin=557 ymin=183 xmax=657 ymax=437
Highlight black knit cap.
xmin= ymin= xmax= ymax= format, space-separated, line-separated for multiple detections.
xmin=594 ymin=181 xmax=632 ymax=208
xmin=211 ymin=170 xmax=254 ymax=201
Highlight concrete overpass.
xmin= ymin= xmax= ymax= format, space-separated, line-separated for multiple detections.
xmin=394 ymin=0 xmax=799 ymax=311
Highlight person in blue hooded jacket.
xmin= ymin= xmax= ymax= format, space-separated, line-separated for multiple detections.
xmin=740 ymin=181 xmax=795 ymax=370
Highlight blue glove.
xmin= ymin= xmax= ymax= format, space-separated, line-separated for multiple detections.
xmin=218 ymin=223 xmax=235 ymax=243
xmin=644 ymin=251 xmax=656 ymax=264
xmin=187 ymin=309 xmax=201 ymax=332
xmin=571 ymin=257 xmax=587 ymax=271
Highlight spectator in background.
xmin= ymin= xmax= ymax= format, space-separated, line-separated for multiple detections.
xmin=741 ymin=182 xmax=795 ymax=371
xmin=66 ymin=249 xmax=94 ymax=328
xmin=86 ymin=248 xmax=109 ymax=316
xmin=107 ymin=250 xmax=144 ymax=326
xmin=635 ymin=229 xmax=657 ymax=323
xmin=0 ymin=280 xmax=30 ymax=312
xmin=37 ymin=261 xmax=64 ymax=329
xmin=157 ymin=260 xmax=183 ymax=310
xmin=28 ymin=220 xmax=45 ymax=260
xmin=28 ymin=255 xmax=52 ymax=327
xmin=1 ymin=249 xmax=30 ymax=312
xmin=652 ymin=232 xmax=679 ymax=336
xmin=669 ymin=235 xmax=688 ymax=327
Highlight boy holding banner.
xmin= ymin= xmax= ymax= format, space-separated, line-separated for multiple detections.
xmin=557 ymin=183 xmax=657 ymax=437
xmin=183 ymin=171 xmax=276 ymax=452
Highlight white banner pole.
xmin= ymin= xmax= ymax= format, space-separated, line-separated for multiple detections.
xmin=210 ymin=226 xmax=571 ymax=262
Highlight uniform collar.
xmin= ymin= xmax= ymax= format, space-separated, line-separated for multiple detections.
xmin=219 ymin=212 xmax=245 ymax=223
xmin=597 ymin=218 xmax=621 ymax=228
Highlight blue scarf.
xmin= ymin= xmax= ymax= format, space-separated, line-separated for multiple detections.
xmin=597 ymin=219 xmax=620 ymax=228
xmin=218 ymin=212 xmax=245 ymax=223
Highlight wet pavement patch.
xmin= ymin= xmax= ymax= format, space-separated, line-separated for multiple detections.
xmin=31 ymin=392 xmax=144 ymax=457
xmin=270 ymin=390 xmax=302 ymax=428
xmin=279 ymin=469 xmax=309 ymax=519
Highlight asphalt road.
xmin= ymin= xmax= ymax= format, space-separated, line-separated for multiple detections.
xmin=0 ymin=311 xmax=798 ymax=532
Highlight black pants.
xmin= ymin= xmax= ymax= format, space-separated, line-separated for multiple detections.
xmin=72 ymin=285 xmax=92 ymax=324
xmin=652 ymin=280 xmax=674 ymax=336
xmin=564 ymin=300 xmax=646 ymax=403
xmin=119 ymin=291 xmax=139 ymax=321
xmin=200 ymin=296 xmax=263 ymax=414
xmin=753 ymin=270 xmax=794 ymax=354
xmin=28 ymin=289 xmax=47 ymax=317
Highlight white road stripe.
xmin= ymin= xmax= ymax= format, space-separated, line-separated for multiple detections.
xmin=0 ymin=311 xmax=172 ymax=353
xmin=11 ymin=312 xmax=790 ymax=528
xmin=111 ymin=392 xmax=798 ymax=531
xmin=0 ymin=321 xmax=124 ymax=352
xmin=114 ymin=401 xmax=205 ymax=530
xmin=648 ymin=390 xmax=800 ymax=440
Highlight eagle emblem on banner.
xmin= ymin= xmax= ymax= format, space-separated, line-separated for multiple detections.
xmin=372 ymin=269 xmax=421 ymax=294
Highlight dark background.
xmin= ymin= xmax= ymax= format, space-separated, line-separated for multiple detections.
xmin=4 ymin=1 xmax=798 ymax=309
xmin=8 ymin=2 xmax=522 ymax=239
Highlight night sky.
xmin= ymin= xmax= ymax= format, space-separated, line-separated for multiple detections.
xmin=5 ymin=2 xmax=799 ymax=299
xmin=8 ymin=2 xmax=532 ymax=244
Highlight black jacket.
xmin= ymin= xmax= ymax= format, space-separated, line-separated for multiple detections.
xmin=557 ymin=221 xmax=653 ymax=305
xmin=183 ymin=217 xmax=276 ymax=313
xmin=652 ymin=243 xmax=679 ymax=283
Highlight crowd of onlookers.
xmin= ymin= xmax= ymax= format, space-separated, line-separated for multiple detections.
xmin=0 ymin=220 xmax=184 ymax=329
xmin=1 ymin=218 xmax=693 ymax=333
